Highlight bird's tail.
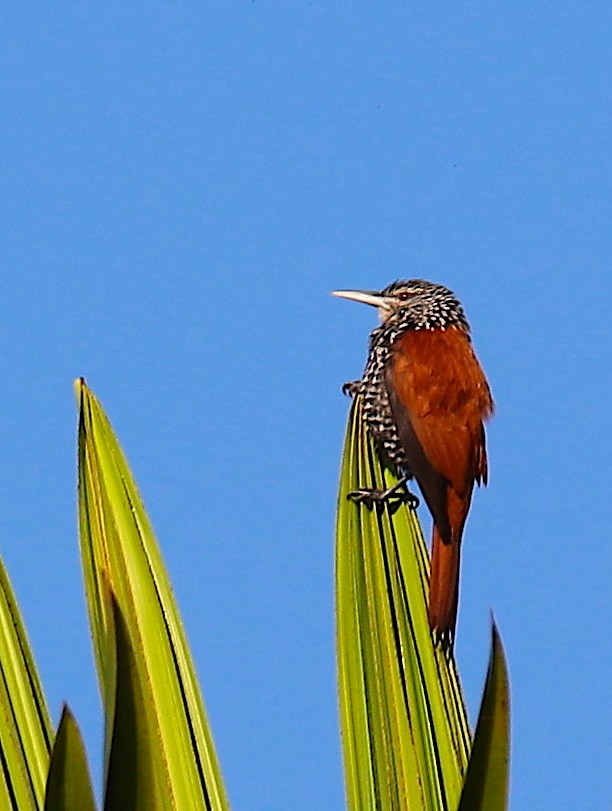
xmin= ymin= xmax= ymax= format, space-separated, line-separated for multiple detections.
xmin=428 ymin=488 xmax=471 ymax=644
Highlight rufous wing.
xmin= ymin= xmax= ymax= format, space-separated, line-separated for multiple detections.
xmin=386 ymin=326 xmax=493 ymax=640
xmin=388 ymin=326 xmax=493 ymax=502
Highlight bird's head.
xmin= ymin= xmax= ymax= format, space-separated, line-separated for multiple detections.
xmin=332 ymin=279 xmax=469 ymax=332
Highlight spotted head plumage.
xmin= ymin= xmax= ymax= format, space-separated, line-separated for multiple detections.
xmin=376 ymin=279 xmax=470 ymax=333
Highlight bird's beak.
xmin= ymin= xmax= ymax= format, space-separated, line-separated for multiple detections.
xmin=331 ymin=289 xmax=392 ymax=311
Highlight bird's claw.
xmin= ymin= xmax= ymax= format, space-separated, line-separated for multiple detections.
xmin=342 ymin=380 xmax=361 ymax=397
xmin=432 ymin=629 xmax=454 ymax=656
xmin=347 ymin=478 xmax=419 ymax=511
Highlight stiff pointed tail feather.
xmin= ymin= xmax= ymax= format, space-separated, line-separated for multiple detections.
xmin=428 ymin=486 xmax=472 ymax=646
xmin=429 ymin=526 xmax=461 ymax=645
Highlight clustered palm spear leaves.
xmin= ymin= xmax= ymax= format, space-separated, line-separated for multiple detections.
xmin=0 ymin=381 xmax=509 ymax=810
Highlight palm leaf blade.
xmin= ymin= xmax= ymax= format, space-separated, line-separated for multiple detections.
xmin=44 ymin=706 xmax=96 ymax=811
xmin=458 ymin=622 xmax=510 ymax=811
xmin=0 ymin=554 xmax=53 ymax=810
xmin=336 ymin=398 xmax=471 ymax=810
xmin=76 ymin=379 xmax=229 ymax=811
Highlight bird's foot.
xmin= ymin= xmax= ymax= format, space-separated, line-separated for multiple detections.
xmin=347 ymin=476 xmax=419 ymax=511
xmin=432 ymin=629 xmax=454 ymax=658
xmin=342 ymin=380 xmax=362 ymax=397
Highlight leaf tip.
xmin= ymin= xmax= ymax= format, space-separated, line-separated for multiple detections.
xmin=74 ymin=377 xmax=88 ymax=406
xmin=488 ymin=614 xmax=507 ymax=668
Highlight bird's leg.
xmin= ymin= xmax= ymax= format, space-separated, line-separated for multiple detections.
xmin=342 ymin=380 xmax=362 ymax=397
xmin=347 ymin=476 xmax=420 ymax=511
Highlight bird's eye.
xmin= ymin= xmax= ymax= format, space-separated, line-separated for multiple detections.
xmin=397 ymin=291 xmax=411 ymax=301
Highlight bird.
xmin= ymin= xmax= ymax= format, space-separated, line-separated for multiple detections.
xmin=333 ymin=280 xmax=494 ymax=645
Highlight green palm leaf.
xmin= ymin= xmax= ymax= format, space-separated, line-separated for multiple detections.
xmin=44 ymin=705 xmax=96 ymax=811
xmin=103 ymin=589 xmax=166 ymax=811
xmin=76 ymin=379 xmax=229 ymax=811
xmin=458 ymin=622 xmax=510 ymax=811
xmin=336 ymin=397 xmax=471 ymax=810
xmin=0 ymin=553 xmax=53 ymax=810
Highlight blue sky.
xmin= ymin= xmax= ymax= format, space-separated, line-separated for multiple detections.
xmin=1 ymin=4 xmax=611 ymax=809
